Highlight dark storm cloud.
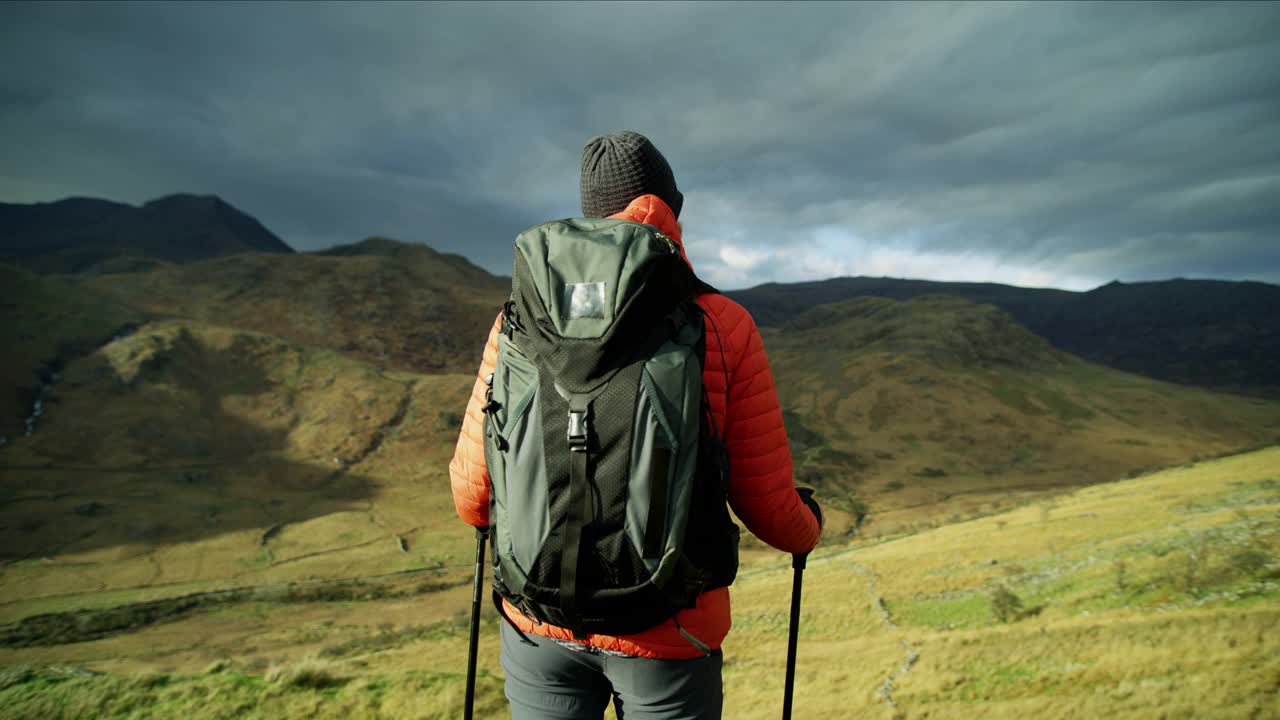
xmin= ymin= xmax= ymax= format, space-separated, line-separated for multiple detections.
xmin=2 ymin=1 xmax=1277 ymax=289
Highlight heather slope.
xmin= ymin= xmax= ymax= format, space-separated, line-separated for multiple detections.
xmin=85 ymin=238 xmax=509 ymax=374
xmin=730 ymin=276 xmax=1280 ymax=395
xmin=765 ymin=295 xmax=1280 ymax=535
xmin=0 ymin=319 xmax=476 ymax=613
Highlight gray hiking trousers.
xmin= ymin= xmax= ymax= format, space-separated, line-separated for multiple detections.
xmin=500 ymin=623 xmax=724 ymax=720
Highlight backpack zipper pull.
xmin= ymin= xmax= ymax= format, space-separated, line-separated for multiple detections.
xmin=653 ymin=231 xmax=678 ymax=255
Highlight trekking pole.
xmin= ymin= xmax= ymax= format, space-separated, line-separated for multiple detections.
xmin=464 ymin=526 xmax=489 ymax=720
xmin=782 ymin=550 xmax=808 ymax=720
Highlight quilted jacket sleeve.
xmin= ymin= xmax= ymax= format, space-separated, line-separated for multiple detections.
xmin=720 ymin=307 xmax=821 ymax=555
xmin=448 ymin=312 xmax=503 ymax=527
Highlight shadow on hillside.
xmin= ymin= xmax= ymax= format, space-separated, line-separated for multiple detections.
xmin=0 ymin=324 xmax=444 ymax=566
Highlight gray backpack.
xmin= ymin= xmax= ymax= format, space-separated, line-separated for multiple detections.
xmin=482 ymin=218 xmax=739 ymax=640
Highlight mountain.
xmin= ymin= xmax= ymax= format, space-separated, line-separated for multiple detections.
xmin=311 ymin=235 xmax=505 ymax=288
xmin=762 ymin=295 xmax=1280 ymax=531
xmin=728 ymin=276 xmax=1280 ymax=395
xmin=83 ymin=237 xmax=510 ymax=374
xmin=1 ymin=195 xmax=1277 ymax=718
xmin=774 ymin=293 xmax=1065 ymax=369
xmin=0 ymin=194 xmax=294 ymax=273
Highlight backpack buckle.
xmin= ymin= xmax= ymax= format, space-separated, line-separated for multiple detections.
xmin=482 ymin=383 xmax=500 ymax=415
xmin=500 ymin=301 xmax=522 ymax=339
xmin=567 ymin=410 xmax=589 ymax=452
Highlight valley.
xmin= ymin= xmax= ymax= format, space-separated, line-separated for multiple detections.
xmin=2 ymin=205 xmax=1278 ymax=718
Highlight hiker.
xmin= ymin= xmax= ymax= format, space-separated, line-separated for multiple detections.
xmin=449 ymin=130 xmax=822 ymax=719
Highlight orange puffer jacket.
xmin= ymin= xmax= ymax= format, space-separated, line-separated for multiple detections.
xmin=449 ymin=194 xmax=821 ymax=659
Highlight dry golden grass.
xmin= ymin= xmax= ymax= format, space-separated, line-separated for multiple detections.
xmin=719 ymin=446 xmax=1280 ymax=720
xmin=2 ymin=448 xmax=1276 ymax=718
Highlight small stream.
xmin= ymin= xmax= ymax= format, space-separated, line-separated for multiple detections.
xmin=4 ymin=322 xmax=141 ymax=448
xmin=23 ymin=376 xmax=57 ymax=437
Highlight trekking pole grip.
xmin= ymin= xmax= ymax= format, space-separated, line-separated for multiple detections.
xmin=472 ymin=527 xmax=490 ymax=600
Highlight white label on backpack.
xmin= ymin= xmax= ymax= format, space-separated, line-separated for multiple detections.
xmin=563 ymin=282 xmax=607 ymax=320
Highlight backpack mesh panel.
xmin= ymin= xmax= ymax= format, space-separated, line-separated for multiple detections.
xmin=591 ymin=361 xmax=644 ymax=530
xmin=593 ymin=528 xmax=649 ymax=589
xmin=528 ymin=366 xmax=571 ymax=589
xmin=588 ymin=360 xmax=647 ymax=589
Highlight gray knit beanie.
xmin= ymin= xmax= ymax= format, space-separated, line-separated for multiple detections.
xmin=580 ymin=131 xmax=683 ymax=219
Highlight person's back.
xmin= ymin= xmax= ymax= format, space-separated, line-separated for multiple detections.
xmin=449 ymin=130 xmax=822 ymax=719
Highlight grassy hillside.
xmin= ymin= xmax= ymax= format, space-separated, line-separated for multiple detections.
xmin=718 ymin=445 xmax=1280 ymax=719
xmin=4 ymin=293 xmax=1275 ymax=616
xmin=84 ymin=239 xmax=509 ymax=375
xmin=1 ymin=446 xmax=1274 ymax=719
xmin=766 ymin=295 xmax=1280 ymax=536
xmin=0 ymin=264 xmax=146 ymax=439
xmin=0 ymin=319 xmax=478 ymax=616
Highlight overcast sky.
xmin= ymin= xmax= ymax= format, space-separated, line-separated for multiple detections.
xmin=2 ymin=1 xmax=1278 ymax=290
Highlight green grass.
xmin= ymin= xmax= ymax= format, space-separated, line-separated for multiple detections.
xmin=1176 ymin=478 xmax=1279 ymax=513
xmin=989 ymin=383 xmax=1045 ymax=416
xmin=316 ymin=618 xmax=468 ymax=660
xmin=729 ymin=609 xmax=791 ymax=635
xmin=1031 ymin=385 xmax=1096 ymax=422
xmin=880 ymin=514 xmax=1278 ymax=631
xmin=893 ymin=593 xmax=991 ymax=629
xmin=0 ymin=665 xmax=509 ymax=720
xmin=943 ymin=659 xmax=1055 ymax=702
xmin=2 ymin=449 xmax=1278 ymax=719
xmin=236 ymin=549 xmax=274 ymax=571
xmin=0 ymin=579 xmax=466 ymax=649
